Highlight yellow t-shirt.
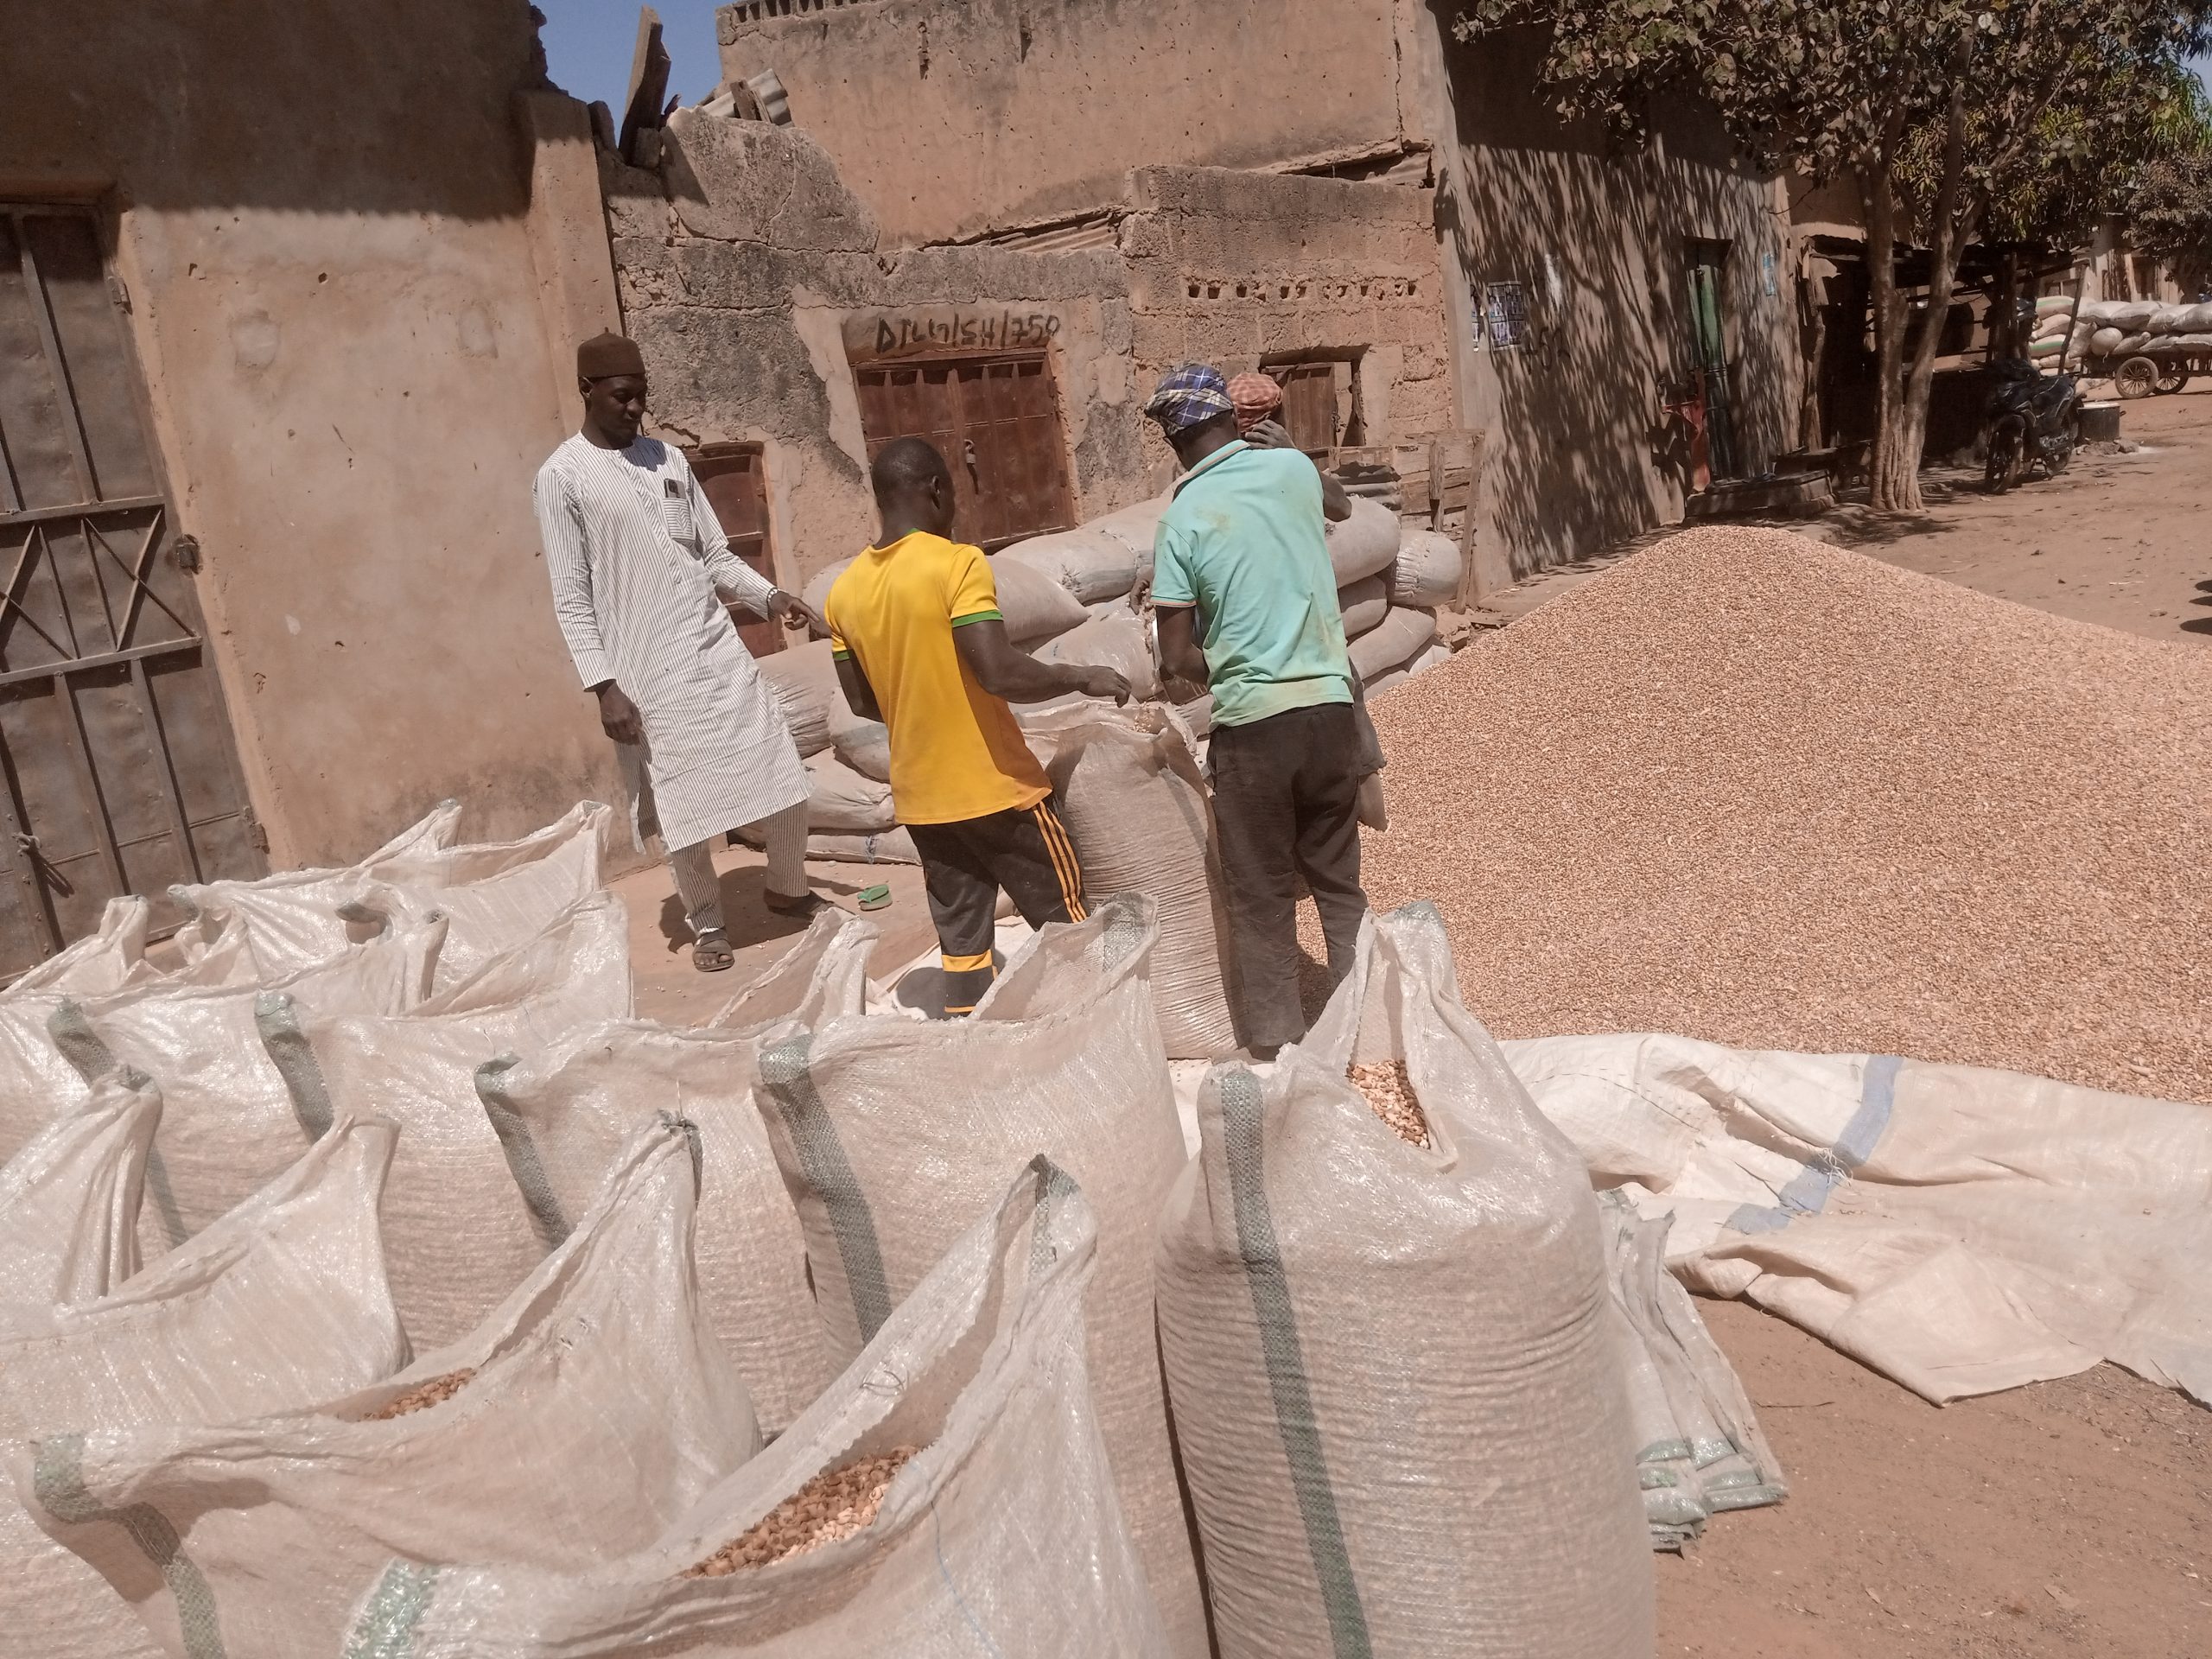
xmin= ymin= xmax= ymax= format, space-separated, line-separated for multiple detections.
xmin=824 ymin=532 xmax=1051 ymax=826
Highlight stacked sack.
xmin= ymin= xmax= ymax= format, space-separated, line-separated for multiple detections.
xmin=766 ymin=485 xmax=1465 ymax=867
xmin=2 ymin=800 xmax=1738 ymax=1658
xmin=2062 ymin=296 xmax=2212 ymax=362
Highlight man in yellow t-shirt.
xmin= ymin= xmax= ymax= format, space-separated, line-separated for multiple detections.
xmin=827 ymin=438 xmax=1130 ymax=1014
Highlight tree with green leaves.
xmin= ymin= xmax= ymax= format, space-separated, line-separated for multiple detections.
xmin=1457 ymin=2 xmax=2210 ymax=512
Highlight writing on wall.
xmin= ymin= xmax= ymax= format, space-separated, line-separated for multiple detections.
xmin=843 ymin=308 xmax=1064 ymax=362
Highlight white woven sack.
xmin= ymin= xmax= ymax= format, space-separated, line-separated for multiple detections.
xmin=1392 ymin=528 xmax=1465 ymax=609
xmin=1031 ymin=611 xmax=1161 ymax=699
xmin=996 ymin=519 xmax=1147 ymax=604
xmin=168 ymin=799 xmax=463 ymax=973
xmin=4 ymin=897 xmax=151 ymax=998
xmin=1325 ymin=495 xmax=1402 ymax=587
xmin=1027 ymin=705 xmax=1238 ymax=1059
xmin=1155 ymin=903 xmax=1654 ymax=1659
xmin=759 ymin=825 xmax=920 ymax=867
xmin=803 ymin=751 xmax=896 ymax=835
xmin=1337 ymin=574 xmax=1388 ymax=638
xmin=29 ymin=1115 xmax=760 ymax=1659
xmin=0 ymin=1118 xmax=405 ymax=1659
xmin=474 ymin=919 xmax=867 ymax=1427
xmin=0 ymin=1069 xmax=160 ymax=1319
xmin=274 ymin=897 xmax=636 ymax=1349
xmin=1349 ymin=604 xmax=1440 ymax=683
xmin=751 ymin=897 xmax=1208 ymax=1656
xmin=823 ymin=690 xmax=892 ymax=782
xmin=372 ymin=802 xmax=613 ymax=992
xmin=348 ymin=1156 xmax=1171 ymax=1659
xmin=1602 ymin=1194 xmax=1785 ymax=1551
xmin=757 ymin=639 xmax=838 ymax=759
xmin=805 ymin=553 xmax=1089 ymax=645
xmin=14 ymin=914 xmax=440 ymax=1247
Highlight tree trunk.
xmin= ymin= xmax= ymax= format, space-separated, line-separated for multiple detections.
xmin=1886 ymin=78 xmax=1976 ymax=513
xmin=1859 ymin=161 xmax=1913 ymax=511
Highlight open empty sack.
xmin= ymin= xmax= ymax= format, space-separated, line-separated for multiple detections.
xmin=340 ymin=1157 xmax=1169 ymax=1659
xmin=0 ymin=1118 xmax=405 ymax=1659
xmin=1506 ymin=1031 xmax=2212 ymax=1405
xmin=24 ymin=1114 xmax=757 ymax=1659
xmin=752 ymin=894 xmax=1207 ymax=1654
xmin=1155 ymin=903 xmax=1652 ymax=1659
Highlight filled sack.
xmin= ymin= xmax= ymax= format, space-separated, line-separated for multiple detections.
xmin=803 ymin=751 xmax=897 ymax=836
xmin=1027 ymin=704 xmax=1237 ymax=1059
xmin=1030 ymin=611 xmax=1160 ymax=700
xmin=805 ymin=553 xmax=1089 ymax=645
xmin=476 ymin=916 xmax=871 ymax=1428
xmin=346 ymin=1157 xmax=1170 ymax=1658
xmin=0 ymin=1119 xmax=405 ymax=1659
xmin=1325 ymin=495 xmax=1402 ymax=587
xmin=996 ymin=495 xmax=1165 ymax=603
xmin=752 ymin=897 xmax=1207 ymax=1654
xmin=20 ymin=913 xmax=442 ymax=1243
xmin=167 ymin=799 xmax=464 ymax=975
xmin=1337 ymin=574 xmax=1389 ymax=638
xmin=26 ymin=1116 xmax=759 ymax=1659
xmin=757 ymin=639 xmax=840 ymax=760
xmin=1154 ymin=903 xmax=1653 ymax=1658
xmin=270 ymin=896 xmax=635 ymax=1349
xmin=370 ymin=802 xmax=613 ymax=992
xmin=3 ymin=898 xmax=151 ymax=999
xmin=1392 ymin=528 xmax=1464 ymax=609
xmin=1349 ymin=604 xmax=1440 ymax=684
xmin=0 ymin=1069 xmax=161 ymax=1318
xmin=823 ymin=689 xmax=892 ymax=783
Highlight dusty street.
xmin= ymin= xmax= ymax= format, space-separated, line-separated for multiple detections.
xmin=622 ymin=388 xmax=2212 ymax=1659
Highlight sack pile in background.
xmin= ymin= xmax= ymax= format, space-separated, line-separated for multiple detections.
xmin=762 ymin=490 xmax=1463 ymax=867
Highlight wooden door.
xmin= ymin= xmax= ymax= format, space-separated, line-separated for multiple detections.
xmin=689 ymin=442 xmax=784 ymax=658
xmin=852 ymin=353 xmax=1075 ymax=550
xmin=1270 ymin=362 xmax=1341 ymax=455
xmin=0 ymin=206 xmax=264 ymax=978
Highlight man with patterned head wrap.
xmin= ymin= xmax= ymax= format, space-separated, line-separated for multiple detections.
xmin=533 ymin=331 xmax=829 ymax=973
xmin=1145 ymin=364 xmax=1369 ymax=1058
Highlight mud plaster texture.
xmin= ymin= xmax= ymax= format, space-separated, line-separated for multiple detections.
xmin=3 ymin=0 xmax=627 ymax=868
xmin=717 ymin=0 xmax=1411 ymax=248
xmin=615 ymin=112 xmax=1147 ymax=589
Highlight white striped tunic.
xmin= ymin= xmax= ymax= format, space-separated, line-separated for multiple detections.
xmin=533 ymin=433 xmax=807 ymax=854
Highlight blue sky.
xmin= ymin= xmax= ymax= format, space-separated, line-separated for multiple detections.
xmin=537 ymin=0 xmax=727 ymax=116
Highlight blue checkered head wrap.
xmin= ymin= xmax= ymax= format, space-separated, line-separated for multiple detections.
xmin=1144 ymin=364 xmax=1236 ymax=434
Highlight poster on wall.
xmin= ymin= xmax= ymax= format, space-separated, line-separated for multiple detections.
xmin=1483 ymin=281 xmax=1529 ymax=349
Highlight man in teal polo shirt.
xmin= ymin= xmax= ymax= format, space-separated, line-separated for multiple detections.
xmin=1147 ymin=363 xmax=1369 ymax=1057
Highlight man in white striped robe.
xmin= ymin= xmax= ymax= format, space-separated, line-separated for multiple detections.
xmin=532 ymin=332 xmax=825 ymax=971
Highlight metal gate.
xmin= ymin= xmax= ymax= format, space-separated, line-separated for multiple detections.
xmin=0 ymin=205 xmax=264 ymax=979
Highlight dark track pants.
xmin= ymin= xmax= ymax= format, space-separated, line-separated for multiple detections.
xmin=906 ymin=796 xmax=1085 ymax=1014
xmin=1207 ymin=700 xmax=1370 ymax=1051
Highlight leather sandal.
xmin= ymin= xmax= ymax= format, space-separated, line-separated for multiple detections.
xmin=691 ymin=930 xmax=735 ymax=972
xmin=764 ymin=889 xmax=832 ymax=918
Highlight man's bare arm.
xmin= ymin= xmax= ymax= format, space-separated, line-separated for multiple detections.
xmin=835 ymin=654 xmax=882 ymax=722
xmin=953 ymin=617 xmax=1130 ymax=704
xmin=1155 ymin=605 xmax=1208 ymax=697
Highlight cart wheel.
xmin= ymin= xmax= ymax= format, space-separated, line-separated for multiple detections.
xmin=2114 ymin=356 xmax=2159 ymax=399
xmin=2154 ymin=365 xmax=2191 ymax=394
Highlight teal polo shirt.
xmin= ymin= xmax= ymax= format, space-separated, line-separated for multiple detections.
xmin=1151 ymin=441 xmax=1355 ymax=728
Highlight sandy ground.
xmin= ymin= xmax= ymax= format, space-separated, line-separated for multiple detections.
xmin=622 ymin=387 xmax=2212 ymax=1656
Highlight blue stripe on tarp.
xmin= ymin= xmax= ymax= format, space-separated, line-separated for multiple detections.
xmin=1726 ymin=1054 xmax=1900 ymax=1236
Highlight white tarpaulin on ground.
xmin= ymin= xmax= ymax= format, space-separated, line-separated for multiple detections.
xmin=1505 ymin=1032 xmax=2212 ymax=1405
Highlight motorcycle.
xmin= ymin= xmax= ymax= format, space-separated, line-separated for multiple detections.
xmin=1982 ymin=356 xmax=2082 ymax=494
